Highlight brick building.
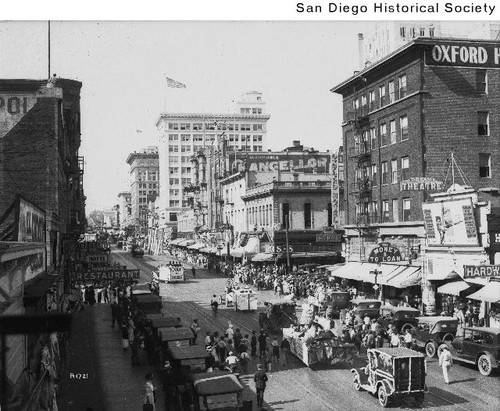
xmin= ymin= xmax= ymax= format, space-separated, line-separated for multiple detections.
xmin=328 ymin=38 xmax=500 ymax=304
xmin=126 ymin=146 xmax=159 ymax=234
xmin=0 ymin=78 xmax=85 ymax=269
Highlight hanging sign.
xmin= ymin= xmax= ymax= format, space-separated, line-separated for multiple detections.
xmin=368 ymin=242 xmax=402 ymax=263
xmin=72 ymin=269 xmax=140 ymax=281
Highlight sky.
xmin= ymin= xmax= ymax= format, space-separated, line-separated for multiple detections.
xmin=0 ymin=21 xmax=368 ymax=211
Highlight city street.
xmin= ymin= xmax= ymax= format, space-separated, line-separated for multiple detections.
xmin=110 ymin=248 xmax=500 ymax=411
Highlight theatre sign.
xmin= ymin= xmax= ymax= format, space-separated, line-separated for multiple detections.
xmin=400 ymin=177 xmax=443 ymax=192
xmin=425 ymin=42 xmax=500 ymax=69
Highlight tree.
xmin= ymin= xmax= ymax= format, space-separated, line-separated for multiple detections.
xmin=87 ymin=210 xmax=105 ymax=231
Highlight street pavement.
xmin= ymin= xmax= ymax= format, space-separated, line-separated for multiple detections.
xmin=58 ymin=248 xmax=500 ymax=411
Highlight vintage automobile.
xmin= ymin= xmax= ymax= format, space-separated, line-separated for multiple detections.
xmin=412 ymin=316 xmax=458 ymax=357
xmin=439 ymin=326 xmax=500 ymax=376
xmin=379 ymin=305 xmax=420 ymax=333
xmin=131 ymin=244 xmax=145 ymax=257
xmin=352 ymin=347 xmax=426 ymax=407
xmin=350 ymin=298 xmax=382 ymax=320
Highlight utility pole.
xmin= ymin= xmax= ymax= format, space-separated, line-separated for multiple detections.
xmin=285 ymin=215 xmax=291 ymax=274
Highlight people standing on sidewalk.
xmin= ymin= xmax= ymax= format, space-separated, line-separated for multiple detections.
xmin=258 ymin=329 xmax=268 ymax=358
xmin=121 ymin=323 xmax=129 ymax=351
xmin=271 ymin=337 xmax=280 ymax=365
xmin=254 ymin=364 xmax=268 ymax=409
xmin=191 ymin=266 xmax=196 ymax=279
xmin=131 ymin=335 xmax=140 ymax=366
xmin=111 ymin=301 xmax=119 ymax=329
xmin=439 ymin=346 xmax=453 ymax=384
xmin=143 ymin=373 xmax=156 ymax=411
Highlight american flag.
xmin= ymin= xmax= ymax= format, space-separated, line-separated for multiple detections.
xmin=166 ymin=76 xmax=186 ymax=88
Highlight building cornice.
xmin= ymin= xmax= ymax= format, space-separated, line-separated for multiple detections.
xmin=155 ymin=112 xmax=271 ymax=127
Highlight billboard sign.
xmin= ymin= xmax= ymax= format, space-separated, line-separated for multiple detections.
xmin=422 ymin=198 xmax=479 ymax=246
xmin=230 ymin=153 xmax=330 ymax=174
xmin=17 ymin=197 xmax=46 ymax=242
xmin=425 ymin=42 xmax=500 ymax=69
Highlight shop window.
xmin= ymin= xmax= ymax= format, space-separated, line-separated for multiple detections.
xmin=304 ymin=203 xmax=312 ymax=229
xmin=403 ymin=198 xmax=411 ymax=221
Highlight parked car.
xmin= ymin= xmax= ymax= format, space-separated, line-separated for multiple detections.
xmin=131 ymin=245 xmax=145 ymax=257
xmin=439 ymin=326 xmax=500 ymax=376
xmin=412 ymin=316 xmax=458 ymax=357
xmin=351 ymin=347 xmax=426 ymax=407
xmin=379 ymin=305 xmax=420 ymax=333
xmin=350 ymin=298 xmax=382 ymax=320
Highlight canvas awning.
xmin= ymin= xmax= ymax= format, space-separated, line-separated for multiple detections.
xmin=199 ymin=246 xmax=214 ymax=253
xmin=231 ymin=237 xmax=260 ymax=258
xmin=178 ymin=239 xmax=195 ymax=247
xmin=327 ymin=262 xmax=409 ymax=286
xmin=466 ymin=281 xmax=500 ymax=303
xmin=251 ymin=253 xmax=275 ymax=262
xmin=437 ymin=280 xmax=472 ymax=296
xmin=169 ymin=238 xmax=183 ymax=245
xmin=380 ymin=266 xmax=422 ymax=289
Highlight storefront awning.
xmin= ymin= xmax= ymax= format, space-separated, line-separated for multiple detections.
xmin=380 ymin=266 xmax=422 ymax=289
xmin=169 ymin=238 xmax=182 ymax=245
xmin=231 ymin=237 xmax=260 ymax=258
xmin=437 ymin=280 xmax=472 ymax=296
xmin=467 ymin=281 xmax=500 ymax=303
xmin=188 ymin=242 xmax=206 ymax=250
xmin=178 ymin=240 xmax=195 ymax=247
xmin=290 ymin=251 xmax=339 ymax=259
xmin=327 ymin=262 xmax=407 ymax=285
xmin=199 ymin=247 xmax=214 ymax=253
xmin=251 ymin=253 xmax=275 ymax=262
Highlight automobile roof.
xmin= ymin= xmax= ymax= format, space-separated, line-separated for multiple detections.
xmin=381 ymin=305 xmax=420 ymax=312
xmin=372 ymin=347 xmax=425 ymax=357
xmin=416 ymin=316 xmax=457 ymax=322
xmin=463 ymin=326 xmax=500 ymax=335
xmin=351 ymin=298 xmax=381 ymax=304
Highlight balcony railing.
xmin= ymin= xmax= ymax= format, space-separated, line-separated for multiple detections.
xmin=242 ymin=180 xmax=331 ymax=199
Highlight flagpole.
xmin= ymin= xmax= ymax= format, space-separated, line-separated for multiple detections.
xmin=47 ymin=21 xmax=51 ymax=79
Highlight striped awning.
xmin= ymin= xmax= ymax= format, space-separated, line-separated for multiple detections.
xmin=437 ymin=280 xmax=472 ymax=296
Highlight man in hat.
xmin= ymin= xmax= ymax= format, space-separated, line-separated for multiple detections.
xmin=254 ymin=363 xmax=268 ymax=409
xmin=438 ymin=345 xmax=453 ymax=384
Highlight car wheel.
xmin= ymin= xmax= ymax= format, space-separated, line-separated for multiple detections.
xmin=353 ymin=374 xmax=361 ymax=391
xmin=402 ymin=323 xmax=414 ymax=333
xmin=378 ymin=385 xmax=389 ymax=407
xmin=425 ymin=341 xmax=437 ymax=358
xmin=437 ymin=343 xmax=447 ymax=359
xmin=478 ymin=354 xmax=492 ymax=376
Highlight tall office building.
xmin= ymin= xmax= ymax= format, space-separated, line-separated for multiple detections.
xmin=126 ymin=146 xmax=159 ymax=231
xmin=155 ymin=91 xmax=270 ymax=226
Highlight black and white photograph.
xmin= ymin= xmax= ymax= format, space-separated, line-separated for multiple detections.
xmin=1 ymin=3 xmax=500 ymax=411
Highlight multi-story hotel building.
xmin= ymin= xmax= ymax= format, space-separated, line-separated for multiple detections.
xmin=126 ymin=146 xmax=159 ymax=231
xmin=329 ymin=37 xmax=500 ymax=306
xmin=117 ymin=191 xmax=132 ymax=230
xmin=155 ymin=91 xmax=270 ymax=226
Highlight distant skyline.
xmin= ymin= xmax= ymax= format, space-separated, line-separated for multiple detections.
xmin=0 ymin=20 xmax=491 ymax=212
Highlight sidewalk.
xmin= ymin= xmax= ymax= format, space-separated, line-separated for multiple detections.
xmin=58 ymin=303 xmax=164 ymax=411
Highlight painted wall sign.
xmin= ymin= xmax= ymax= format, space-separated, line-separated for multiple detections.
xmin=0 ymin=94 xmax=38 ymax=139
xmin=368 ymin=243 xmax=402 ymax=263
xmin=17 ymin=197 xmax=46 ymax=242
xmin=422 ymin=198 xmax=479 ymax=246
xmin=316 ymin=233 xmax=342 ymax=242
xmin=85 ymin=255 xmax=109 ymax=263
xmin=425 ymin=43 xmax=500 ymax=69
xmin=400 ymin=177 xmax=443 ymax=191
xmin=463 ymin=265 xmax=500 ymax=278
xmin=71 ymin=269 xmax=140 ymax=281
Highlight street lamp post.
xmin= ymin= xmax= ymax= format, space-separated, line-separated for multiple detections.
xmin=370 ymin=266 xmax=382 ymax=300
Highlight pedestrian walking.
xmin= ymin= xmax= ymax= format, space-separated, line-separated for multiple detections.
xmin=111 ymin=301 xmax=119 ymax=329
xmin=131 ymin=336 xmax=140 ymax=366
xmin=254 ymin=364 xmax=268 ymax=409
xmin=250 ymin=330 xmax=258 ymax=357
xmin=143 ymin=373 xmax=156 ymax=411
xmin=403 ymin=328 xmax=413 ymax=348
xmin=121 ymin=323 xmax=129 ymax=351
xmin=271 ymin=337 xmax=280 ymax=364
xmin=239 ymin=350 xmax=250 ymax=373
xmin=190 ymin=319 xmax=201 ymax=345
xmin=280 ymin=338 xmax=290 ymax=366
xmin=191 ymin=266 xmax=196 ymax=278
xmin=438 ymin=346 xmax=453 ymax=384
xmin=258 ymin=329 xmax=268 ymax=358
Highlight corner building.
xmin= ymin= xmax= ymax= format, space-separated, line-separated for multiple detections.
xmin=331 ymin=37 xmax=500 ymax=228
xmin=328 ymin=38 xmax=500 ymax=305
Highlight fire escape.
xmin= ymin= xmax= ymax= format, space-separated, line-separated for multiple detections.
xmin=348 ymin=100 xmax=373 ymax=228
